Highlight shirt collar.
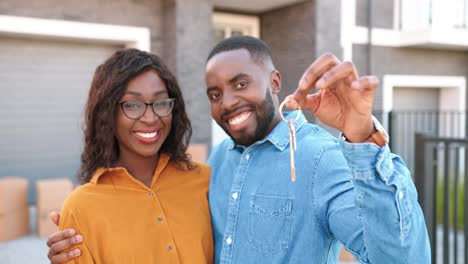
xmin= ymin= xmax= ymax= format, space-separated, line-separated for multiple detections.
xmin=228 ymin=110 xmax=307 ymax=152
xmin=90 ymin=153 xmax=171 ymax=185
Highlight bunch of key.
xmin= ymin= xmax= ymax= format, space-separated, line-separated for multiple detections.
xmin=279 ymin=98 xmax=301 ymax=182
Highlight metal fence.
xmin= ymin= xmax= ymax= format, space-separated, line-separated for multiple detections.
xmin=374 ymin=110 xmax=466 ymax=172
xmin=415 ymin=133 xmax=467 ymax=264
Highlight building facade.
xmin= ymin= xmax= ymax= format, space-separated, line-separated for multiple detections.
xmin=1 ymin=0 xmax=467 ymax=198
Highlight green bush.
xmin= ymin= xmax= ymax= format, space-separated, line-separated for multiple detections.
xmin=436 ymin=181 xmax=465 ymax=230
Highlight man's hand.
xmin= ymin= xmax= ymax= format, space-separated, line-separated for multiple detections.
xmin=47 ymin=212 xmax=82 ymax=264
xmin=287 ymin=53 xmax=379 ymax=142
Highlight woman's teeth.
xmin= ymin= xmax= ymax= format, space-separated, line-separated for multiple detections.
xmin=136 ymin=132 xmax=158 ymax=138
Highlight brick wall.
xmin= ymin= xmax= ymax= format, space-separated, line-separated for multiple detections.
xmin=260 ymin=1 xmax=316 ymax=103
xmin=311 ymin=0 xmax=342 ymax=131
xmin=353 ymin=45 xmax=468 ymax=111
xmin=356 ymin=0 xmax=395 ymax=29
xmin=163 ymin=0 xmax=214 ymax=146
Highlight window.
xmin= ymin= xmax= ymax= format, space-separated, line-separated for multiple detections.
xmin=213 ymin=12 xmax=260 ymax=41
xmin=400 ymin=0 xmax=467 ymax=30
xmin=400 ymin=0 xmax=431 ymax=30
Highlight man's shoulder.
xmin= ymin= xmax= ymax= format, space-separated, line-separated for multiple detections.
xmin=213 ymin=138 xmax=234 ymax=150
xmin=208 ymin=138 xmax=234 ymax=165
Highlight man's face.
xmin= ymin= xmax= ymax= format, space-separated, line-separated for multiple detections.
xmin=205 ymin=49 xmax=280 ymax=146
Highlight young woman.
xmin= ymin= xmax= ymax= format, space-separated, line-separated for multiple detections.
xmin=58 ymin=49 xmax=213 ymax=263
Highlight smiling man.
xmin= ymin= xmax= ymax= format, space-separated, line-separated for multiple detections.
xmin=204 ymin=36 xmax=430 ymax=263
xmin=206 ymin=47 xmax=280 ymax=147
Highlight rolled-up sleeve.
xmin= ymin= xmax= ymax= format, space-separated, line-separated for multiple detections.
xmin=339 ymin=138 xmax=431 ymax=263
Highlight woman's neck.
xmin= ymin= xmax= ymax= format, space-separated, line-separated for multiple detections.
xmin=115 ymin=152 xmax=159 ymax=188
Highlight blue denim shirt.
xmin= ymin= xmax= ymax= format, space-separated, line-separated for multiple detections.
xmin=208 ymin=111 xmax=430 ymax=264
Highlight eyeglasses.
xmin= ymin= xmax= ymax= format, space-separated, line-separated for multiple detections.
xmin=118 ymin=98 xmax=175 ymax=119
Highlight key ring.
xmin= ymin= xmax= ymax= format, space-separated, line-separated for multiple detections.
xmin=279 ymin=98 xmax=302 ymax=123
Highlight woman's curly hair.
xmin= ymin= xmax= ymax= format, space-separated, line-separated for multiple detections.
xmin=78 ymin=48 xmax=192 ymax=183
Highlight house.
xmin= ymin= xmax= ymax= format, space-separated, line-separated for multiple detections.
xmin=1 ymin=0 xmax=467 ymax=199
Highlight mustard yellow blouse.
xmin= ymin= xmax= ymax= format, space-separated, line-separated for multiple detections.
xmin=59 ymin=154 xmax=213 ymax=264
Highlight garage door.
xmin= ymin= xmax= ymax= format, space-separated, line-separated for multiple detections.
xmin=0 ymin=37 xmax=121 ymax=203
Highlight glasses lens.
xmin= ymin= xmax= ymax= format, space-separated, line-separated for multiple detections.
xmin=122 ymin=101 xmax=145 ymax=119
xmin=152 ymin=99 xmax=174 ymax=117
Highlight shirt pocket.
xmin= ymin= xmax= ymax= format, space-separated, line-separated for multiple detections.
xmin=247 ymin=194 xmax=293 ymax=254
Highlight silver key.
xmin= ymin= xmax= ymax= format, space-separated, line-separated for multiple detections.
xmin=279 ymin=98 xmax=302 ymax=183
xmin=288 ymin=120 xmax=297 ymax=182
xmin=288 ymin=120 xmax=297 ymax=151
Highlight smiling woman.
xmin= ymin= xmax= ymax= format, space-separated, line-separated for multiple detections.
xmin=56 ymin=49 xmax=213 ymax=264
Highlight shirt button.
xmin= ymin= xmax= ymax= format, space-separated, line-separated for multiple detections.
xmin=167 ymin=245 xmax=173 ymax=251
xmin=245 ymin=153 xmax=250 ymax=160
xmin=232 ymin=192 xmax=239 ymax=200
xmin=399 ymin=191 xmax=404 ymax=200
xmin=148 ymin=192 xmax=154 ymax=197
xmin=157 ymin=217 xmax=163 ymax=222
xmin=226 ymin=236 xmax=233 ymax=245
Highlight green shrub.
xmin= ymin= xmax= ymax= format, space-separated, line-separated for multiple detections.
xmin=436 ymin=181 xmax=465 ymax=230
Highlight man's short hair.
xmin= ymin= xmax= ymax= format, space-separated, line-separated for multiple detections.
xmin=207 ymin=36 xmax=274 ymax=68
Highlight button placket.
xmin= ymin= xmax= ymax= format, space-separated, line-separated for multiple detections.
xmin=147 ymin=190 xmax=177 ymax=258
xmin=220 ymin=147 xmax=256 ymax=263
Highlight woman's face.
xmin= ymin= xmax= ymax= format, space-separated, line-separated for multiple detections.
xmin=115 ymin=70 xmax=172 ymax=161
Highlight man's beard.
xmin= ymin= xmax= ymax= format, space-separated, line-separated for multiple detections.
xmin=221 ymin=89 xmax=275 ymax=147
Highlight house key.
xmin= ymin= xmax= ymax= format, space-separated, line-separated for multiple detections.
xmin=279 ymin=98 xmax=301 ymax=182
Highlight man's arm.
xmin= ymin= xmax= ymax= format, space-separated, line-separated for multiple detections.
xmin=57 ymin=202 xmax=95 ymax=264
xmin=287 ymin=53 xmax=430 ymax=262
xmin=312 ymin=139 xmax=430 ymax=263
xmin=47 ymin=212 xmax=83 ymax=264
xmin=339 ymin=140 xmax=430 ymax=262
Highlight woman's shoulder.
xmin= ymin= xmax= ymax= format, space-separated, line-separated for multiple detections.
xmin=186 ymin=161 xmax=211 ymax=177
xmin=61 ymin=183 xmax=97 ymax=211
xmin=170 ymin=160 xmax=211 ymax=180
xmin=190 ymin=161 xmax=211 ymax=177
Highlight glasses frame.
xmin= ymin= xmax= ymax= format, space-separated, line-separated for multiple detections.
xmin=118 ymin=98 xmax=176 ymax=120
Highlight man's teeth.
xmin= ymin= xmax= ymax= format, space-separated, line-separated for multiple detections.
xmin=228 ymin=112 xmax=251 ymax=125
xmin=136 ymin=132 xmax=158 ymax=138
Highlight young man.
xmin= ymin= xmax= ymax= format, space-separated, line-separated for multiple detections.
xmin=47 ymin=36 xmax=430 ymax=263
